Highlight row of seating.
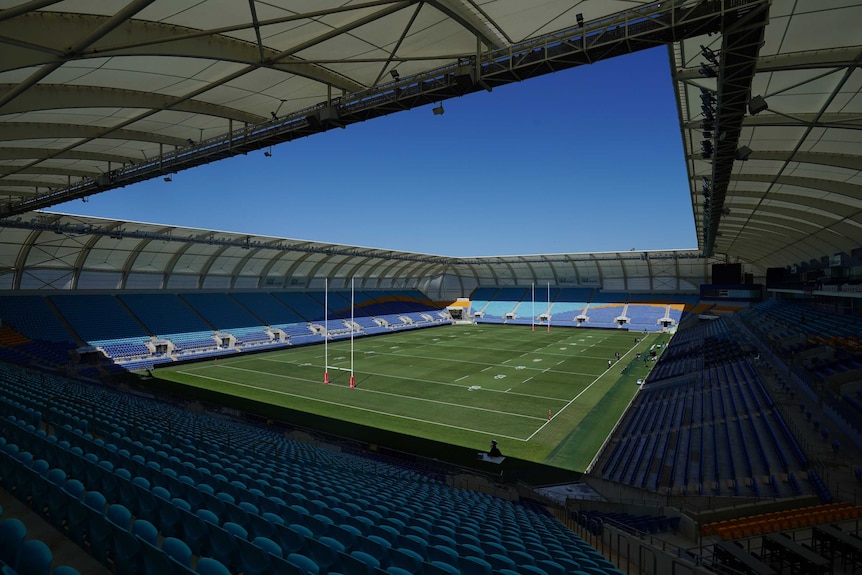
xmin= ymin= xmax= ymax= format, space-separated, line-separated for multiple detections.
xmin=702 ymin=502 xmax=862 ymax=539
xmin=0 ymin=513 xmax=83 ymax=575
xmin=0 ymin=361 xmax=626 ymax=575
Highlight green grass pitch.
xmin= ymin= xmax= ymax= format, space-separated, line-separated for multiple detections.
xmin=155 ymin=324 xmax=669 ymax=471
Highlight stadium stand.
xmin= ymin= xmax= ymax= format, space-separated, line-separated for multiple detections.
xmin=0 ymin=361 xmax=626 ymax=575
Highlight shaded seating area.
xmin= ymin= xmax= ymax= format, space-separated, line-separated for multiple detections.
xmin=0 ymin=361 xmax=626 ymax=575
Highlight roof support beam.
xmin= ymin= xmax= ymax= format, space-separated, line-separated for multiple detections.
xmin=0 ymin=84 xmax=266 ymax=124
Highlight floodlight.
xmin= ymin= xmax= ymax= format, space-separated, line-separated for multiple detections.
xmin=186 ymin=139 xmax=194 ymax=146
xmin=390 ymin=69 xmax=400 ymax=80
xmin=163 ymin=176 xmax=172 ymax=182
xmin=699 ymin=62 xmax=717 ymax=78
xmin=432 ymin=104 xmax=445 ymax=116
xmin=576 ymin=13 xmax=584 ymax=27
xmin=271 ymin=111 xmax=278 ymax=120
xmin=722 ymin=207 xmax=731 ymax=215
xmin=748 ymin=95 xmax=768 ymax=115
xmin=701 ymin=140 xmax=713 ymax=159
xmin=700 ymin=45 xmax=719 ymax=65
xmin=735 ymin=145 xmax=753 ymax=161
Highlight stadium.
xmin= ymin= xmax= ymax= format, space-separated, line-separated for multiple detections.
xmin=0 ymin=1 xmax=861 ymax=574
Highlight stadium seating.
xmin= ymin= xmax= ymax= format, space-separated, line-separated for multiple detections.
xmin=0 ymin=360 xmax=627 ymax=575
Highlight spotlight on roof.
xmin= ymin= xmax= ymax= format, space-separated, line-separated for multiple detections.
xmin=722 ymin=207 xmax=732 ymax=215
xmin=163 ymin=176 xmax=172 ymax=182
xmin=701 ymin=140 xmax=713 ymax=159
xmin=187 ymin=139 xmax=194 ymax=146
xmin=735 ymin=145 xmax=753 ymax=161
xmin=390 ymin=69 xmax=400 ymax=80
xmin=270 ymin=111 xmax=278 ymax=120
xmin=264 ymin=148 xmax=272 ymax=157
xmin=576 ymin=13 xmax=584 ymax=27
xmin=748 ymin=95 xmax=768 ymax=115
xmin=432 ymin=104 xmax=445 ymax=116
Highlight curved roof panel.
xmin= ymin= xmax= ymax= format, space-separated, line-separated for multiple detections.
xmin=0 ymin=0 xmax=857 ymax=275
xmin=673 ymin=0 xmax=862 ymax=270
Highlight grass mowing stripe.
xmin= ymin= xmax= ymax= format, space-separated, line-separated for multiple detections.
xmin=259 ymin=357 xmax=571 ymax=402
xmin=217 ymin=364 xmax=563 ymax=420
xmin=178 ymin=369 xmax=531 ymax=442
xmin=155 ymin=325 xmax=670 ymax=470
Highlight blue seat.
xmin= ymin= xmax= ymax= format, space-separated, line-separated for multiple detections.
xmin=112 ymin=524 xmax=142 ymax=575
xmin=162 ymin=537 xmax=193 ymax=568
xmin=459 ymin=555 xmax=493 ymax=575
xmin=179 ymin=508 xmax=209 ymax=555
xmin=427 ymin=544 xmax=458 ymax=566
xmin=388 ymin=547 xmax=423 ymax=573
xmin=132 ymin=519 xmax=159 ymax=546
xmin=305 ymin=536 xmax=343 ymax=572
xmin=52 ymin=566 xmax=82 ymax=575
xmin=236 ymin=536 xmax=274 ymax=575
xmin=0 ymin=518 xmax=27 ymax=565
xmin=15 ymin=539 xmax=53 ymax=575
xmin=195 ymin=558 xmax=232 ymax=575
xmin=341 ymin=550 xmax=380 ymax=575
xmin=286 ymin=552 xmax=319 ymax=575
xmin=206 ymin=522 xmax=242 ymax=572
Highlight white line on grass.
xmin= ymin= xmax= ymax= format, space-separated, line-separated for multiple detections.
xmin=177 ymin=369 xmax=531 ymax=442
xmin=253 ymin=358 xmax=569 ymax=402
xmin=219 ymin=364 xmax=551 ymax=421
xmin=454 ymin=375 xmax=469 ymax=382
xmin=524 ymin=338 xmax=642 ymax=442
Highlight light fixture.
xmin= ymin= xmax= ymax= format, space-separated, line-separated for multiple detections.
xmin=390 ymin=69 xmax=400 ymax=80
xmin=701 ymin=140 xmax=713 ymax=159
xmin=576 ymin=13 xmax=584 ymax=27
xmin=700 ymin=45 xmax=719 ymax=65
xmin=264 ymin=147 xmax=272 ymax=157
xmin=187 ymin=138 xmax=194 ymax=146
xmin=163 ymin=176 xmax=172 ymax=182
xmin=735 ymin=145 xmax=753 ymax=161
xmin=748 ymin=95 xmax=768 ymax=115
xmin=722 ymin=207 xmax=731 ymax=215
xmin=270 ymin=111 xmax=278 ymax=120
xmin=432 ymin=104 xmax=445 ymax=116
xmin=699 ymin=63 xmax=717 ymax=78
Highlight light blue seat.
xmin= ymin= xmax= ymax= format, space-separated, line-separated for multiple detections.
xmin=0 ymin=518 xmax=27 ymax=566
xmin=131 ymin=519 xmax=159 ymax=546
xmin=206 ymin=522 xmax=242 ymax=572
xmin=459 ymin=555 xmax=493 ymax=575
xmin=195 ymin=558 xmax=231 ymax=575
xmin=274 ymin=523 xmax=309 ymax=555
xmin=305 ymin=536 xmax=343 ymax=573
xmin=286 ymin=552 xmax=319 ymax=575
xmin=341 ymin=550 xmax=380 ymax=575
xmin=388 ymin=547 xmax=423 ymax=573
xmin=162 ymin=537 xmax=193 ymax=568
xmin=179 ymin=508 xmax=209 ymax=555
xmin=15 ymin=539 xmax=53 ymax=575
xmin=236 ymin=536 xmax=274 ymax=575
xmin=427 ymin=544 xmax=458 ymax=566
xmin=112 ymin=523 xmax=142 ymax=575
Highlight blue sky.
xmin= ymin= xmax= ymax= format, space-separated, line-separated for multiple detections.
xmin=58 ymin=47 xmax=696 ymax=257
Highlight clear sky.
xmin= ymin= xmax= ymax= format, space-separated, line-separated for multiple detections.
xmin=56 ymin=46 xmax=696 ymax=258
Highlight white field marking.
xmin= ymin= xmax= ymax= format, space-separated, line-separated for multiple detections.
xmin=505 ymin=388 xmax=512 ymax=392
xmin=217 ymin=365 xmax=548 ymax=421
xmin=455 ymin=375 xmax=469 ymax=382
xmin=522 ymin=377 xmax=533 ymax=384
xmin=524 ymin=337 xmax=642 ymax=442
xmin=309 ymin=349 xmax=599 ymax=378
xmin=501 ymin=359 xmax=510 ymax=364
xmin=179 ymin=370 xmax=531 ymax=442
xmin=226 ymin=358 xmax=569 ymax=402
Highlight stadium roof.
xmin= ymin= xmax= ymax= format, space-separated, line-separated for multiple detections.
xmin=0 ymin=0 xmax=859 ymax=278
xmin=0 ymin=211 xmax=719 ymax=295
